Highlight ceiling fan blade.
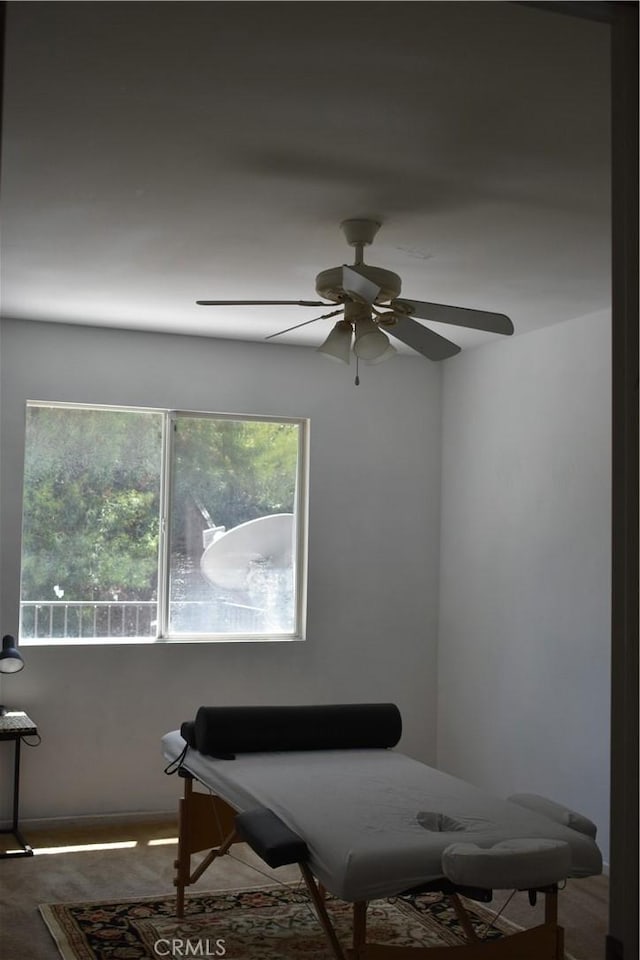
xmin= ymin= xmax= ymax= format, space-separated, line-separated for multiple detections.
xmin=265 ymin=307 xmax=344 ymax=341
xmin=342 ymin=265 xmax=381 ymax=306
xmin=392 ymin=298 xmax=514 ymax=336
xmin=197 ymin=299 xmax=330 ymax=307
xmin=384 ymin=315 xmax=461 ymax=361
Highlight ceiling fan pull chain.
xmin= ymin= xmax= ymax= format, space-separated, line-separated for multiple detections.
xmin=355 ymin=355 xmax=360 ymax=386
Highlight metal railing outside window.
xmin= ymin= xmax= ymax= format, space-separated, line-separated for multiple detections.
xmin=19 ymin=599 xmax=267 ymax=640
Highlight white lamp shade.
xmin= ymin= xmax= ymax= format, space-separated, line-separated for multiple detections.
xmin=365 ymin=339 xmax=397 ymax=364
xmin=353 ymin=316 xmax=392 ymax=361
xmin=317 ymin=321 xmax=353 ymax=364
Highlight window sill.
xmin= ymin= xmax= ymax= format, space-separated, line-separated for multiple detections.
xmin=19 ymin=633 xmax=305 ymax=647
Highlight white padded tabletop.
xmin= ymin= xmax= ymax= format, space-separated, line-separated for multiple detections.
xmin=162 ymin=730 xmax=602 ymax=902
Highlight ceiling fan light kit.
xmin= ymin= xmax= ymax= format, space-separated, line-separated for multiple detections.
xmin=197 ymin=218 xmax=514 ymax=382
xmin=353 ymin=314 xmax=393 ymax=362
xmin=364 ymin=339 xmax=397 ymax=366
xmin=317 ymin=320 xmax=353 ymax=365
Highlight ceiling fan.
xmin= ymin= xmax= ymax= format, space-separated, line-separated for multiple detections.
xmin=197 ymin=220 xmax=513 ymax=382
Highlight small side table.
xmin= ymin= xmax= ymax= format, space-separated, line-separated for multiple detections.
xmin=0 ymin=710 xmax=38 ymax=858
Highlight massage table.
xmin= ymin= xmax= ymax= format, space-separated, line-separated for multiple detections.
xmin=162 ymin=703 xmax=602 ymax=959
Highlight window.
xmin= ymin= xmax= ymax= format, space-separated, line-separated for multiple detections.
xmin=19 ymin=402 xmax=307 ymax=642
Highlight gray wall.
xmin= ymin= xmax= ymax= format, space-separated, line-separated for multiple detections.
xmin=0 ymin=318 xmax=442 ymax=819
xmin=0 ymin=313 xmax=612 ymax=866
xmin=437 ymin=309 xmax=611 ymax=862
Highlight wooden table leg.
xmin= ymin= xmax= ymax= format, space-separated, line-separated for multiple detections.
xmin=353 ymin=901 xmax=367 ymax=956
xmin=300 ymin=863 xmax=346 ymax=960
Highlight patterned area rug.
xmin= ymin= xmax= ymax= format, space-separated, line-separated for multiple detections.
xmin=40 ymin=883 xmax=520 ymax=959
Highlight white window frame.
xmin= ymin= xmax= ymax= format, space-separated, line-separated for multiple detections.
xmin=19 ymin=401 xmax=309 ymax=645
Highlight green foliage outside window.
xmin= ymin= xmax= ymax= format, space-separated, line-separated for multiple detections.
xmin=171 ymin=417 xmax=298 ymax=550
xmin=21 ymin=406 xmax=162 ymax=603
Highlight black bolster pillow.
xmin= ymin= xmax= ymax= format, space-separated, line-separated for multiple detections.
xmin=180 ymin=720 xmax=197 ymax=748
xmin=235 ymin=807 xmax=309 ymax=868
xmin=192 ymin=703 xmax=402 ymax=758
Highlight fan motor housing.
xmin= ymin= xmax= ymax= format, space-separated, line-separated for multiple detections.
xmin=315 ymin=265 xmax=402 ymax=304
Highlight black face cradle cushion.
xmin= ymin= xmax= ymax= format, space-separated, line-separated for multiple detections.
xmin=190 ymin=703 xmax=402 ymax=759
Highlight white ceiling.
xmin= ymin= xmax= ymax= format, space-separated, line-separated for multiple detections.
xmin=0 ymin=2 xmax=611 ymax=357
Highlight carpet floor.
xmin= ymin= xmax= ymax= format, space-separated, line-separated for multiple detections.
xmin=0 ymin=816 xmax=609 ymax=960
xmin=38 ymin=884 xmax=518 ymax=960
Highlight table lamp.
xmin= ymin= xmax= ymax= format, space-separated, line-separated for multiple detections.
xmin=0 ymin=634 xmax=25 ymax=715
